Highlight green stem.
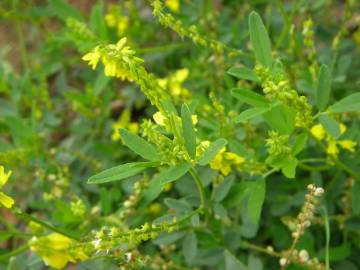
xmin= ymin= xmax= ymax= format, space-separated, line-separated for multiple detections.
xmin=322 ymin=207 xmax=330 ymax=270
xmin=12 ymin=208 xmax=79 ymax=240
xmin=0 ymin=244 xmax=28 ymax=261
xmin=189 ymin=168 xmax=206 ymax=210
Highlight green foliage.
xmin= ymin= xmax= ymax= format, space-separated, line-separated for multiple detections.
xmin=1 ymin=0 xmax=360 ymax=269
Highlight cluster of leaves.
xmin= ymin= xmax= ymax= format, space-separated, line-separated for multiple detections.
xmin=1 ymin=0 xmax=360 ymax=270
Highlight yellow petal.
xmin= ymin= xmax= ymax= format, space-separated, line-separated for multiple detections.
xmin=339 ymin=123 xmax=347 ymax=135
xmin=153 ymin=112 xmax=166 ymax=126
xmin=326 ymin=140 xmax=339 ymax=156
xmin=0 ymin=191 xmax=14 ymax=208
xmin=0 ymin=166 xmax=12 ymax=187
xmin=310 ymin=124 xmax=325 ymax=140
xmin=338 ymin=140 xmax=357 ymax=152
xmin=174 ymin=69 xmax=189 ymax=82
xmin=165 ymin=0 xmax=180 ymax=12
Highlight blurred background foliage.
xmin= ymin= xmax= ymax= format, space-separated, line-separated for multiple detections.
xmin=0 ymin=0 xmax=360 ymax=269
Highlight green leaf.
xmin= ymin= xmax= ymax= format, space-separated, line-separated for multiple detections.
xmin=247 ymin=178 xmax=266 ymax=224
xmin=227 ymin=66 xmax=259 ymax=82
xmin=89 ymin=0 xmax=108 ymax=40
xmin=248 ymin=11 xmax=272 ymax=68
xmin=331 ymin=92 xmax=360 ymax=113
xmin=181 ymin=104 xmax=196 ymax=158
xmin=182 ymin=232 xmax=198 ymax=265
xmin=316 ymin=64 xmax=331 ymax=111
xmin=224 ymin=250 xmax=246 ymax=270
xmin=161 ymin=99 xmax=178 ymax=115
xmin=198 ymin=138 xmax=228 ymax=166
xmin=119 ymin=128 xmax=159 ymax=161
xmin=223 ymin=182 xmax=248 ymax=208
xmin=263 ymin=104 xmax=296 ymax=134
xmin=231 ymin=88 xmax=269 ymax=108
xmin=214 ymin=175 xmax=235 ymax=202
xmin=164 ymin=198 xmax=191 ymax=213
xmin=352 ymin=181 xmax=360 ymax=216
xmin=319 ymin=114 xmax=340 ymax=138
xmin=236 ymin=107 xmax=269 ymax=123
xmin=88 ymin=162 xmax=158 ymax=184
xmin=158 ymin=163 xmax=192 ymax=185
xmin=281 ymin=156 xmax=298 ymax=179
xmin=48 ymin=0 xmax=83 ymax=21
xmin=291 ymin=133 xmax=308 ymax=156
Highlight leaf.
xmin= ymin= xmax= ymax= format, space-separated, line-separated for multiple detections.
xmin=158 ymin=163 xmax=192 ymax=184
xmin=48 ymin=0 xmax=83 ymax=21
xmin=119 ymin=128 xmax=159 ymax=161
xmin=316 ymin=64 xmax=331 ymax=111
xmin=231 ymin=88 xmax=269 ymax=108
xmin=224 ymin=250 xmax=246 ymax=270
xmin=164 ymin=198 xmax=191 ymax=213
xmin=281 ymin=156 xmax=298 ymax=179
xmin=227 ymin=66 xmax=259 ymax=82
xmin=182 ymin=232 xmax=198 ymax=265
xmin=291 ymin=133 xmax=308 ymax=156
xmin=181 ymin=104 xmax=196 ymax=158
xmin=236 ymin=107 xmax=269 ymax=123
xmin=331 ymin=92 xmax=360 ymax=113
xmin=352 ymin=181 xmax=360 ymax=216
xmin=319 ymin=114 xmax=340 ymax=138
xmin=161 ymin=99 xmax=178 ymax=115
xmin=88 ymin=162 xmax=157 ymax=184
xmin=263 ymin=104 xmax=296 ymax=134
xmin=214 ymin=175 xmax=235 ymax=202
xmin=247 ymin=178 xmax=266 ymax=224
xmin=223 ymin=182 xmax=248 ymax=208
xmin=198 ymin=138 xmax=228 ymax=166
xmin=249 ymin=11 xmax=272 ymax=68
xmin=89 ymin=0 xmax=108 ymax=40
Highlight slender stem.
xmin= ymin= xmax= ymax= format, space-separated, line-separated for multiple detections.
xmin=11 ymin=208 xmax=80 ymax=240
xmin=189 ymin=168 xmax=206 ymax=210
xmin=242 ymin=241 xmax=282 ymax=257
xmin=322 ymin=207 xmax=330 ymax=270
xmin=0 ymin=244 xmax=28 ymax=261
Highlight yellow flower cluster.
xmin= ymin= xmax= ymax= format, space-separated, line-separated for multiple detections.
xmin=82 ymin=38 xmax=143 ymax=80
xmin=0 ymin=165 xmax=14 ymax=209
xmin=105 ymin=5 xmax=129 ymax=36
xmin=310 ymin=123 xmax=357 ymax=156
xmin=165 ymin=0 xmax=180 ymax=13
xmin=158 ymin=68 xmax=190 ymax=101
xmin=198 ymin=143 xmax=245 ymax=176
xmin=112 ymin=109 xmax=139 ymax=141
xmin=29 ymin=233 xmax=88 ymax=269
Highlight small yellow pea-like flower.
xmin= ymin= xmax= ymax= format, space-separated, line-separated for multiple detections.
xmin=338 ymin=140 xmax=357 ymax=152
xmin=326 ymin=140 xmax=339 ymax=156
xmin=165 ymin=0 xmax=180 ymax=12
xmin=29 ymin=233 xmax=88 ymax=269
xmin=209 ymin=148 xmax=245 ymax=176
xmin=112 ymin=110 xmax=139 ymax=141
xmin=82 ymin=46 xmax=101 ymax=70
xmin=0 ymin=166 xmax=14 ymax=209
xmin=310 ymin=124 xmax=325 ymax=140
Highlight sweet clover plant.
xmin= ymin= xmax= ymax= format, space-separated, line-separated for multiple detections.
xmin=1 ymin=0 xmax=360 ymax=269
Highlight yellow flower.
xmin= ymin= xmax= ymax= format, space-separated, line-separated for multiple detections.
xmin=105 ymin=13 xmax=116 ymax=27
xmin=326 ymin=140 xmax=339 ymax=156
xmin=0 ymin=166 xmax=14 ymax=209
xmin=311 ymin=122 xmax=356 ymax=156
xmin=209 ymin=148 xmax=245 ymax=176
xmin=82 ymin=46 xmax=100 ymax=70
xmin=153 ymin=111 xmax=167 ymax=126
xmin=165 ymin=0 xmax=180 ymax=12
xmin=157 ymin=68 xmax=190 ymax=99
xmin=112 ymin=110 xmax=139 ymax=141
xmin=29 ymin=233 xmax=87 ymax=269
xmin=310 ymin=124 xmax=325 ymax=140
xmin=338 ymin=140 xmax=357 ymax=152
xmin=105 ymin=5 xmax=129 ymax=36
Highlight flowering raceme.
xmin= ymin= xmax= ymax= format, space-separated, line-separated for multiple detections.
xmin=310 ymin=122 xmax=357 ymax=156
xmin=0 ymin=165 xmax=14 ymax=209
xmin=29 ymin=233 xmax=88 ymax=269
